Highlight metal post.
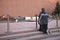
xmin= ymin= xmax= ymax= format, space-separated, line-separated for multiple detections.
xmin=36 ymin=14 xmax=37 ymax=29
xmin=7 ymin=14 xmax=10 ymax=33
xmin=56 ymin=14 xmax=58 ymax=28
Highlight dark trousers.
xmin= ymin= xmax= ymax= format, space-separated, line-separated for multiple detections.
xmin=39 ymin=24 xmax=48 ymax=33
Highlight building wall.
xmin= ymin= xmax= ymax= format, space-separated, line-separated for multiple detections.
xmin=0 ymin=0 xmax=60 ymax=16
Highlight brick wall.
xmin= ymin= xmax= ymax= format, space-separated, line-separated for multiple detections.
xmin=0 ymin=0 xmax=60 ymax=16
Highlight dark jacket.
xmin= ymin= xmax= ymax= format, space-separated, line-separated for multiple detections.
xmin=39 ymin=13 xmax=48 ymax=25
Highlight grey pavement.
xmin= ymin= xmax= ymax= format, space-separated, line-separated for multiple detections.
xmin=0 ymin=31 xmax=60 ymax=40
xmin=0 ymin=20 xmax=60 ymax=40
xmin=0 ymin=20 xmax=60 ymax=34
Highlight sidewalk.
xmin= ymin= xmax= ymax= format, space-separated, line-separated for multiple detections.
xmin=0 ymin=29 xmax=37 ymax=36
xmin=0 ymin=20 xmax=60 ymax=35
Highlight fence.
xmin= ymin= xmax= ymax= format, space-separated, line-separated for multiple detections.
xmin=0 ymin=15 xmax=38 ymax=34
xmin=0 ymin=14 xmax=60 ymax=34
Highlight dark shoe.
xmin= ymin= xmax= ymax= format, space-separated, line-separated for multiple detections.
xmin=38 ymin=29 xmax=41 ymax=31
xmin=43 ymin=32 xmax=47 ymax=34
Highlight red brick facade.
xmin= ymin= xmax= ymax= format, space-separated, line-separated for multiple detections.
xmin=0 ymin=0 xmax=60 ymax=16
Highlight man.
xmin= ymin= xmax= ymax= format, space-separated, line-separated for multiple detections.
xmin=38 ymin=8 xmax=48 ymax=34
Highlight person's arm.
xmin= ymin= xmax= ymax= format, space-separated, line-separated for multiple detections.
xmin=39 ymin=13 xmax=41 ymax=18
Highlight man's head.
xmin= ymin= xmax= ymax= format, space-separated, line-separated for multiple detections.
xmin=41 ymin=8 xmax=46 ymax=14
xmin=42 ymin=8 xmax=45 ymax=12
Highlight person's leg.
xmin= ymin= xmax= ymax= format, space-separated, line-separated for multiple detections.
xmin=39 ymin=24 xmax=44 ymax=32
xmin=41 ymin=24 xmax=45 ymax=33
xmin=43 ymin=24 xmax=47 ymax=33
xmin=39 ymin=25 xmax=42 ymax=31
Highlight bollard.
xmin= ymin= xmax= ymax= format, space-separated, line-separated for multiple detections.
xmin=7 ymin=14 xmax=10 ymax=34
xmin=35 ymin=14 xmax=38 ymax=29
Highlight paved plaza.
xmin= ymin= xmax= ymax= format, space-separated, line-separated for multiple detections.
xmin=0 ymin=20 xmax=60 ymax=34
xmin=0 ymin=20 xmax=60 ymax=40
